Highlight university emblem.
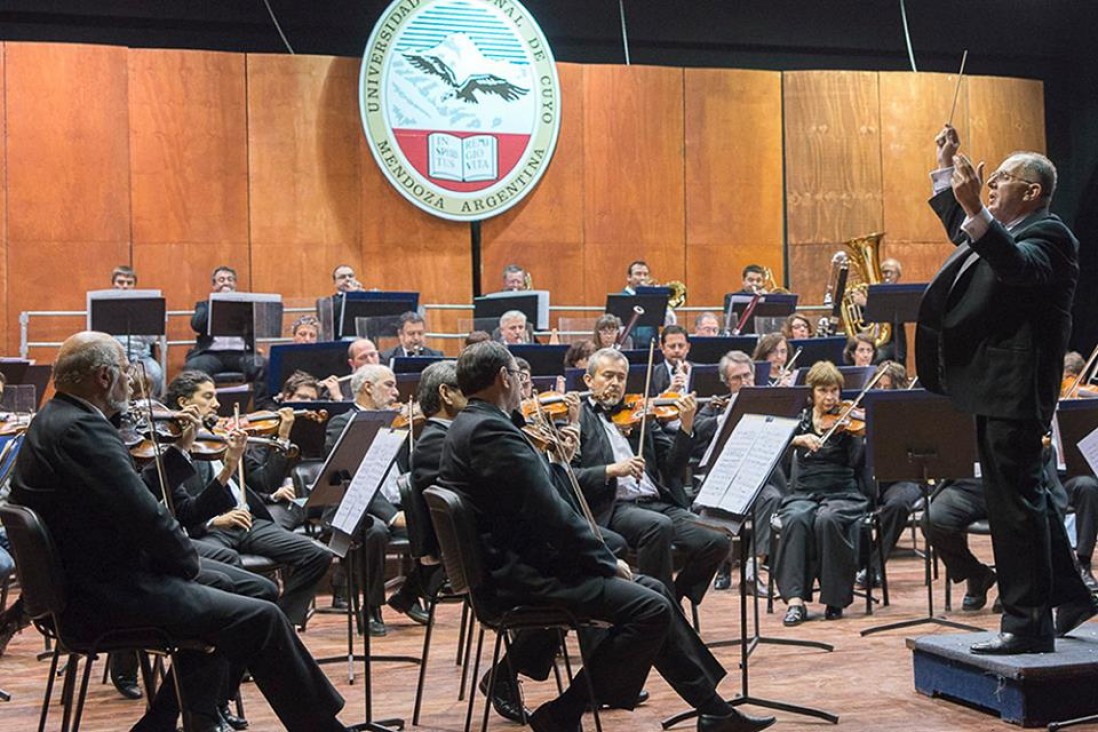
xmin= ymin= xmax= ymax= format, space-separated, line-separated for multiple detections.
xmin=360 ymin=0 xmax=561 ymax=221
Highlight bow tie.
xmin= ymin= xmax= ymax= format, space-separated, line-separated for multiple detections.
xmin=592 ymin=400 xmax=628 ymax=417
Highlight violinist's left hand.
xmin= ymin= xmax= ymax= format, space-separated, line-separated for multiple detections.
xmin=676 ymin=393 xmax=698 ymax=435
xmin=174 ymin=405 xmax=203 ymax=453
xmin=277 ymin=407 xmax=295 ymax=441
xmin=562 ymin=392 xmax=582 ymax=426
xmin=557 ymin=424 xmax=581 ymax=463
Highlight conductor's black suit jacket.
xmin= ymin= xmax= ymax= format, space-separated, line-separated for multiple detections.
xmin=915 ymin=190 xmax=1078 ymax=424
xmin=439 ymin=399 xmax=617 ymax=611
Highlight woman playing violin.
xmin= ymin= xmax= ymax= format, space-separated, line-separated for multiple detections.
xmin=774 ymin=360 xmax=868 ymax=626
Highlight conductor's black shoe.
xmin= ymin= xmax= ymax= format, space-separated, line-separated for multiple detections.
xmin=387 ymin=594 xmax=430 ymax=626
xmin=782 ymin=604 xmax=807 ymax=627
xmin=1055 ymin=595 xmax=1098 ymax=637
xmin=714 ymin=562 xmax=732 ymax=591
xmin=962 ymin=567 xmax=997 ymax=611
xmin=824 ymin=605 xmax=843 ymax=621
xmin=217 ymin=703 xmax=248 ymax=731
xmin=697 ymin=708 xmax=776 ymax=732
xmin=970 ymin=632 xmax=1054 ymax=655
xmin=111 ymin=669 xmax=143 ymax=701
xmin=594 ymin=688 xmax=649 ymax=710
xmin=478 ymin=670 xmax=531 ymax=723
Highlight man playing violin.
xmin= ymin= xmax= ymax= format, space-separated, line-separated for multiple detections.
xmin=323 ymin=364 xmax=430 ymax=633
xmin=10 ymin=333 xmax=350 ymax=732
xmin=439 ymin=341 xmax=774 ymax=732
xmin=573 ymin=348 xmax=731 ymax=608
xmin=167 ymin=371 xmax=332 ymax=632
xmin=916 ymin=124 xmax=1097 ymax=653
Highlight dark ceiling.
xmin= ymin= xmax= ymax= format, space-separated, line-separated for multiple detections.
xmin=0 ymin=1 xmax=1092 ymax=78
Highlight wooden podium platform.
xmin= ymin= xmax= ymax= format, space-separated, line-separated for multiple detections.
xmin=909 ymin=627 xmax=1098 ymax=727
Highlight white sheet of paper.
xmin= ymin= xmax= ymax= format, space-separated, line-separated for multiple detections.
xmin=331 ymin=429 xmax=408 ymax=535
xmin=1076 ymin=423 xmax=1098 ymax=479
xmin=695 ymin=413 xmax=797 ymax=516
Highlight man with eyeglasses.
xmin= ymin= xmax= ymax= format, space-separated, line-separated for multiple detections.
xmin=184 ymin=265 xmax=266 ymax=388
xmin=916 ymin=124 xmax=1097 ymax=655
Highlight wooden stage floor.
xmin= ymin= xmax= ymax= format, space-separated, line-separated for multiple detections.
xmin=2 ymin=536 xmax=1097 ymax=731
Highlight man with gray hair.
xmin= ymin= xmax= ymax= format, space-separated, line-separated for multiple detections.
xmin=498 ymin=309 xmax=529 ymax=345
xmin=917 ymin=124 xmax=1096 ymax=654
xmin=501 ymin=263 xmax=528 ymax=291
xmin=9 ymin=332 xmax=350 ymax=732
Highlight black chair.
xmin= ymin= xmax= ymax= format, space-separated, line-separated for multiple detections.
xmin=423 ymin=485 xmax=604 ymax=732
xmin=399 ymin=475 xmax=473 ymax=725
xmin=0 ymin=504 xmax=212 ymax=732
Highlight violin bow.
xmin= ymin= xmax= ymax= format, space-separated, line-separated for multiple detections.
xmin=135 ymin=363 xmax=176 ymax=517
xmin=233 ymin=403 xmax=247 ymax=508
xmin=636 ymin=338 xmax=658 ymax=458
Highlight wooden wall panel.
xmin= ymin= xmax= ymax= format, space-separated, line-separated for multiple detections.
xmin=5 ymin=42 xmax=131 ymax=356
xmin=583 ymin=65 xmax=685 ymax=302
xmin=0 ymin=45 xmax=7 ymax=353
xmin=967 ymin=76 xmax=1046 ymax=174
xmin=247 ymin=54 xmax=363 ymax=301
xmin=129 ymin=49 xmax=249 ymax=247
xmin=685 ymin=68 xmax=784 ymax=305
xmin=481 ymin=62 xmax=586 ymax=305
xmin=784 ymin=71 xmax=883 ymax=244
xmin=879 ymin=72 xmax=968 ymax=246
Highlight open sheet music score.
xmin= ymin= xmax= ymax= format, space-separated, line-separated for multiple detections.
xmin=1077 ymin=423 xmax=1098 ymax=479
xmin=694 ymin=414 xmax=797 ymax=529
xmin=330 ymin=428 xmax=408 ymax=550
xmin=698 ymin=393 xmax=737 ymax=470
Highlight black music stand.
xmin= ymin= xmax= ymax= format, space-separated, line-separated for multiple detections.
xmin=334 ymin=292 xmax=419 ymax=340
xmin=664 ymin=414 xmax=837 ymax=729
xmin=861 ymin=283 xmax=926 ymax=325
xmin=686 ymin=335 xmax=760 ymax=365
xmin=89 ymin=293 xmax=166 ymax=338
xmin=208 ymin=295 xmax=283 ymax=342
xmin=1053 ymin=399 xmax=1098 ymax=480
xmin=306 ymin=412 xmax=416 ymax=731
xmin=722 ymin=293 xmax=798 ymax=335
xmin=506 ymin=344 xmax=570 ymax=376
xmin=689 ymin=365 xmax=722 ymax=398
xmin=787 ymin=336 xmax=846 ymax=368
xmin=860 ymin=389 xmax=983 ymax=636
xmin=267 ymin=342 xmax=352 ymax=400
xmin=605 ymin=294 xmax=668 ymax=329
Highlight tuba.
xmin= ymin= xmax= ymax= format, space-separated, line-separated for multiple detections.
xmin=839 ymin=232 xmax=891 ymax=348
xmin=649 ymin=279 xmax=688 ymax=309
xmin=762 ymin=266 xmax=791 ymax=295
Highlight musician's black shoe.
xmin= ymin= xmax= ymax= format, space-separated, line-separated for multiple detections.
xmin=782 ymin=604 xmax=807 ymax=627
xmin=217 ymin=703 xmax=249 ymax=731
xmin=110 ymin=654 xmax=144 ymax=701
xmin=1080 ymin=560 xmax=1098 ymax=593
xmin=855 ymin=568 xmax=881 ymax=589
xmin=697 ymin=708 xmax=776 ymax=732
xmin=713 ymin=562 xmax=732 ymax=591
xmin=1055 ymin=594 xmax=1098 ymax=637
xmin=962 ymin=566 xmax=996 ymax=611
xmin=970 ymin=633 xmax=1054 ymax=655
xmin=180 ymin=711 xmax=230 ymax=732
xmin=366 ymin=606 xmax=388 ymax=637
xmin=387 ymin=593 xmax=430 ymax=626
xmin=479 ymin=669 xmax=531 ymax=723
xmin=594 ymin=688 xmax=649 ymax=710
xmin=824 ymin=605 xmax=843 ymax=621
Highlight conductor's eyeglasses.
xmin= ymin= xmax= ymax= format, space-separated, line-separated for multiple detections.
xmin=987 ymin=169 xmax=1037 ymax=186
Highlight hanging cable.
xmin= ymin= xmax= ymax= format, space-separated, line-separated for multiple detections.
xmin=899 ymin=0 xmax=917 ymax=72
xmin=262 ymin=0 xmax=296 ymax=55
xmin=618 ymin=0 xmax=631 ymax=66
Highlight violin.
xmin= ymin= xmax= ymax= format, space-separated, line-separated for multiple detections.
xmin=519 ymin=390 xmax=591 ymax=421
xmin=815 ymin=401 xmax=866 ymax=437
xmin=1061 ymin=375 xmax=1098 ymax=400
xmin=609 ymin=392 xmax=713 ymax=430
xmin=188 ymin=429 xmax=300 ymax=461
xmin=220 ymin=408 xmax=328 ymax=436
xmin=392 ymin=402 xmax=426 ymax=437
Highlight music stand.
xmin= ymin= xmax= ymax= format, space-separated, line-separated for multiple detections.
xmin=306 ymin=411 xmax=415 ymax=731
xmin=506 ymin=344 xmax=569 ymax=377
xmin=335 ymin=292 xmax=419 ymax=340
xmin=605 ymin=294 xmax=669 ymax=330
xmin=787 ymin=336 xmax=846 ymax=368
xmin=390 ymin=356 xmax=448 ymax=375
xmin=396 ymin=373 xmax=422 ymax=403
xmin=475 ymin=291 xmax=549 ymax=331
xmin=722 ymin=294 xmax=798 ymax=335
xmin=0 ymin=360 xmax=29 ymax=386
xmin=208 ymin=293 xmax=283 ymax=343
xmin=860 ymin=389 xmax=983 ymax=636
xmin=1053 ymin=399 xmax=1098 ymax=480
xmin=286 ymin=400 xmax=354 ymax=460
xmin=563 ymin=367 xmax=585 ymax=392
xmin=619 ymin=348 xmax=665 ymax=367
xmin=267 ymin=342 xmax=353 ymax=400
xmin=698 ymin=387 xmax=810 ymax=473
xmin=689 ymin=365 xmax=723 ymax=399
xmin=861 ymin=283 xmax=926 ymax=324
xmin=664 ymin=414 xmax=837 ymax=729
xmin=686 ymin=335 xmax=759 ymax=365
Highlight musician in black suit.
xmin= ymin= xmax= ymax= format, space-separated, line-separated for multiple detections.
xmin=649 ymin=324 xmax=694 ymax=396
xmin=379 ymin=311 xmax=444 ymax=362
xmin=439 ymin=341 xmax=773 ymax=732
xmin=916 ymin=124 xmax=1096 ymax=654
xmin=183 ymin=266 xmax=265 ymax=385
xmin=166 ymin=371 xmax=332 ymax=630
xmin=9 ymin=332 xmax=348 ymax=732
xmin=573 ymin=348 xmax=730 ymax=606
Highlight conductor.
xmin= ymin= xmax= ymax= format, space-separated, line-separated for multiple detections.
xmin=916 ymin=125 xmax=1097 ymax=654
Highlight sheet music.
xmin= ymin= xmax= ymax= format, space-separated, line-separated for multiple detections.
xmin=331 ymin=429 xmax=408 ymax=535
xmin=695 ymin=414 xmax=797 ymax=516
xmin=698 ymin=393 xmax=737 ymax=470
xmin=1077 ymin=423 xmax=1098 ymax=479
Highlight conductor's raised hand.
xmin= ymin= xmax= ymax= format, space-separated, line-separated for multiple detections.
xmin=951 ymin=153 xmax=986 ymax=217
xmin=936 ymin=124 xmax=960 ymax=169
